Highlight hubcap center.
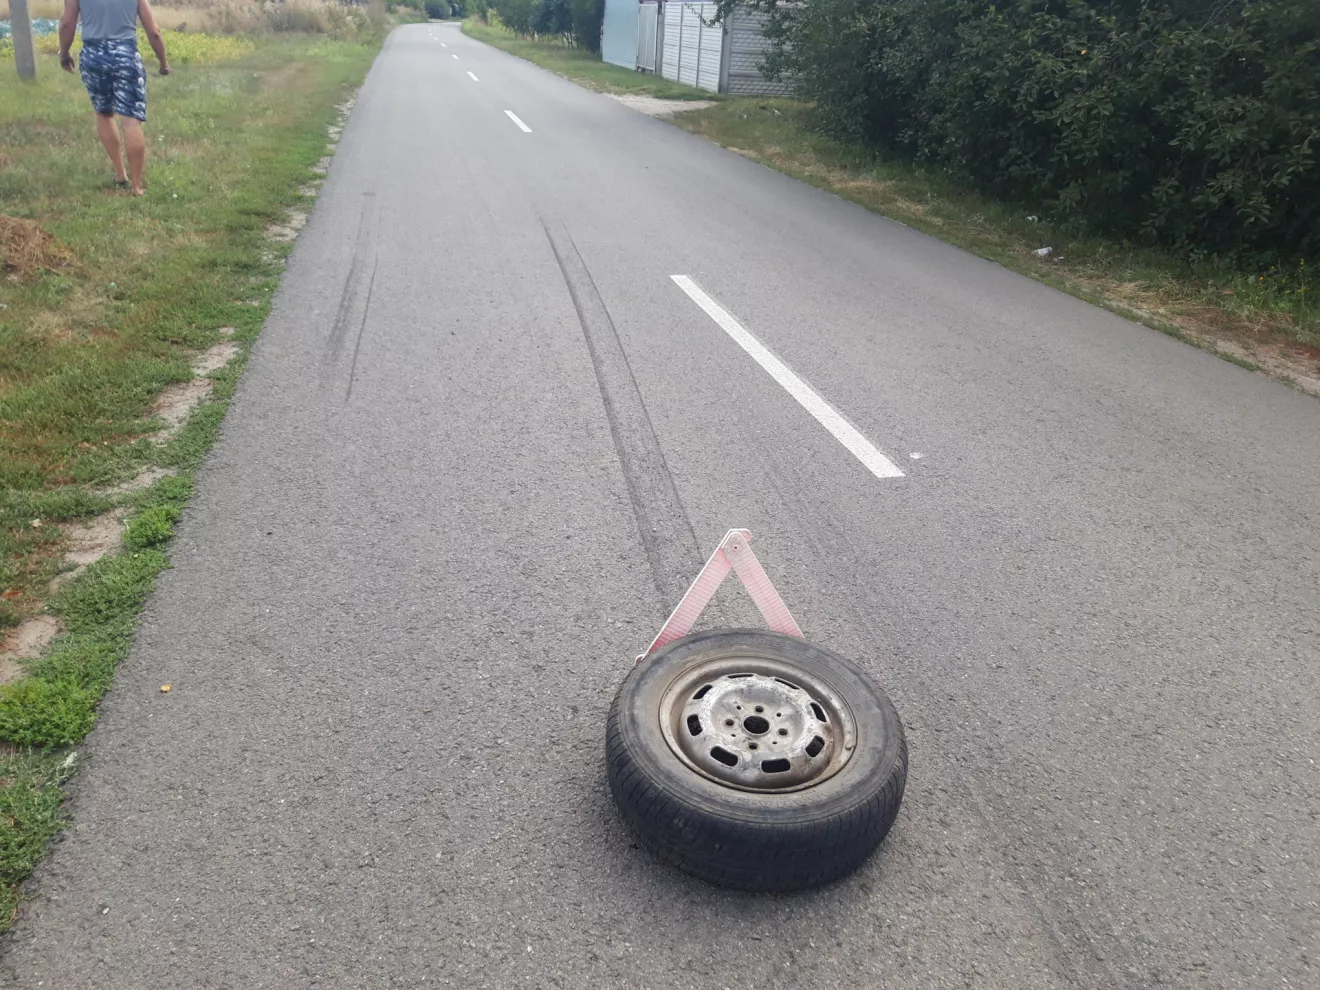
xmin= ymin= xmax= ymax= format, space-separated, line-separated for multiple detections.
xmin=743 ymin=715 xmax=770 ymax=735
xmin=662 ymin=661 xmax=857 ymax=792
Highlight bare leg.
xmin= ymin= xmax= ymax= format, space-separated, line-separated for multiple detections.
xmin=119 ymin=116 xmax=147 ymax=196
xmin=95 ymin=113 xmax=127 ymax=184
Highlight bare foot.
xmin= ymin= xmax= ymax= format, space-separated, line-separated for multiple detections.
xmin=131 ymin=187 xmax=145 ymax=197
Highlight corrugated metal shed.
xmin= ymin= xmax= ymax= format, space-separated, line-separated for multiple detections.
xmin=658 ymin=2 xmax=789 ymax=96
xmin=660 ymin=2 xmax=722 ymax=93
xmin=725 ymin=8 xmax=792 ymax=96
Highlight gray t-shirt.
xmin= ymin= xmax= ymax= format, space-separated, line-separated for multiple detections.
xmin=80 ymin=0 xmax=138 ymax=42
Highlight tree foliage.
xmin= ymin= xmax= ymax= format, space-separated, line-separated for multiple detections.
xmin=488 ymin=0 xmax=602 ymax=49
xmin=570 ymin=0 xmax=605 ymax=52
xmin=726 ymin=0 xmax=1319 ymax=261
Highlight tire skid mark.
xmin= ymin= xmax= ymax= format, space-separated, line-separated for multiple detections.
xmin=759 ymin=465 xmax=1149 ymax=990
xmin=543 ymin=219 xmax=701 ymax=607
xmin=323 ymin=191 xmax=378 ymax=366
xmin=344 ymin=254 xmax=379 ymax=405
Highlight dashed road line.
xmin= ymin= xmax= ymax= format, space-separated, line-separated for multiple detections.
xmin=670 ymin=275 xmax=905 ymax=480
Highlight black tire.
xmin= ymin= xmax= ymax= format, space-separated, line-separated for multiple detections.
xmin=606 ymin=629 xmax=907 ymax=892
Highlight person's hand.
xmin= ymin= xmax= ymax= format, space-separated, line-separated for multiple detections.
xmin=159 ymin=62 xmax=171 ymax=76
xmin=59 ymin=52 xmax=75 ymax=73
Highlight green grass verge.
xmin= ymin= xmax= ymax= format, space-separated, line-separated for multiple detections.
xmin=462 ymin=19 xmax=717 ymax=101
xmin=0 ymin=31 xmax=381 ymax=932
xmin=0 ymin=749 xmax=78 ymax=928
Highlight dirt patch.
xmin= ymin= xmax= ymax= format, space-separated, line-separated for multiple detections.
xmin=0 ymin=216 xmax=76 ymax=279
xmin=149 ymin=379 xmax=213 ymax=439
xmin=0 ymin=616 xmax=61 ymax=675
xmin=1 ymin=623 xmax=54 ymax=683
xmin=63 ymin=509 xmax=126 ymax=569
xmin=609 ymin=94 xmax=716 ymax=117
xmin=266 ymin=210 xmax=308 ymax=243
xmin=0 ymin=658 xmax=23 ymax=685
xmin=191 ymin=340 xmax=240 ymax=376
xmin=101 ymin=466 xmax=175 ymax=496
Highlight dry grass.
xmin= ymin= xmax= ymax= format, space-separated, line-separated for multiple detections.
xmin=1 ymin=0 xmax=256 ymax=16
xmin=0 ymin=0 xmax=63 ymax=18
xmin=0 ymin=216 xmax=75 ymax=280
xmin=2 ymin=0 xmax=387 ymax=38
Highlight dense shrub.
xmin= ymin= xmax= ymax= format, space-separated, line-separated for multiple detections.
xmin=736 ymin=0 xmax=1319 ymax=261
xmin=489 ymin=0 xmax=599 ymax=47
xmin=569 ymin=0 xmax=603 ymax=51
xmin=492 ymin=0 xmax=538 ymax=34
xmin=534 ymin=0 xmax=573 ymax=37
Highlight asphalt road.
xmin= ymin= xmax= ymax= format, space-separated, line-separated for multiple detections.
xmin=5 ymin=22 xmax=1318 ymax=989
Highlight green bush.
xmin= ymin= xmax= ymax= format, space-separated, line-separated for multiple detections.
xmin=738 ymin=0 xmax=1320 ymax=262
xmin=425 ymin=1 xmax=447 ymax=17
xmin=535 ymin=0 xmax=573 ymax=38
xmin=490 ymin=0 xmax=597 ymax=46
xmin=569 ymin=0 xmax=603 ymax=51
xmin=493 ymin=0 xmax=538 ymax=35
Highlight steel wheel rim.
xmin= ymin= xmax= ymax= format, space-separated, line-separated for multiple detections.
xmin=658 ymin=652 xmax=858 ymax=792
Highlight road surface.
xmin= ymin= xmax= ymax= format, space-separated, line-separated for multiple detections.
xmin=5 ymin=22 xmax=1318 ymax=989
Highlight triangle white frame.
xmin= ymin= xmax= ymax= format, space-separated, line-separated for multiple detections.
xmin=639 ymin=529 xmax=803 ymax=660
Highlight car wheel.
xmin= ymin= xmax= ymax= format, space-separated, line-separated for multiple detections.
xmin=607 ymin=629 xmax=907 ymax=891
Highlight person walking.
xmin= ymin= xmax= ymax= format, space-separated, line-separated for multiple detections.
xmin=57 ymin=0 xmax=170 ymax=196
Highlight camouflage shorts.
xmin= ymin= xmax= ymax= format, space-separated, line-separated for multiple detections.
xmin=79 ymin=39 xmax=147 ymax=121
